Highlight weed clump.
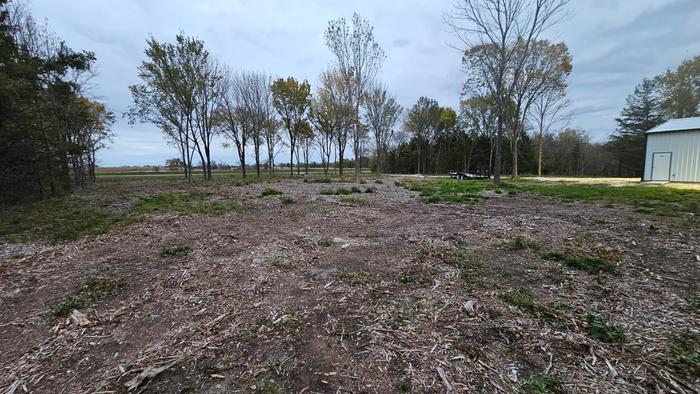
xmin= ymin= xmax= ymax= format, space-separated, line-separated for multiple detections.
xmin=586 ymin=313 xmax=625 ymax=343
xmin=510 ymin=234 xmax=539 ymax=250
xmin=521 ymin=374 xmax=561 ymax=394
xmin=51 ymin=276 xmax=119 ymax=317
xmin=337 ymin=271 xmax=372 ymax=285
xmin=160 ymin=245 xmax=192 ymax=258
xmin=542 ymin=251 xmax=615 ymax=273
xmin=259 ymin=188 xmax=283 ymax=197
xmin=666 ymin=334 xmax=700 ymax=378
xmin=339 ymin=196 xmax=369 ymax=206
xmin=318 ymin=238 xmax=332 ymax=247
xmin=502 ymin=289 xmax=558 ymax=322
xmin=279 ymin=196 xmax=295 ymax=205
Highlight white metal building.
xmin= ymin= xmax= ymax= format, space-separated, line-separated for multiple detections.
xmin=643 ymin=117 xmax=700 ymax=183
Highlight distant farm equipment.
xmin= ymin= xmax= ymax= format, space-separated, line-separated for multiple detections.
xmin=449 ymin=171 xmax=490 ymax=180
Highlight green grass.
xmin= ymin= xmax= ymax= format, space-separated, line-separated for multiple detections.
xmin=259 ymin=188 xmax=283 ymax=197
xmin=339 ymin=196 xmax=370 ymax=206
xmin=160 ymin=245 xmax=192 ymax=258
xmin=0 ymin=191 xmax=242 ymax=243
xmin=585 ymin=313 xmax=625 ymax=343
xmin=403 ymin=179 xmax=700 ymax=216
xmin=437 ymin=246 xmax=483 ymax=288
xmin=542 ymin=251 xmax=616 ymax=273
xmin=51 ymin=276 xmax=119 ymax=317
xmin=0 ymin=198 xmax=130 ymax=243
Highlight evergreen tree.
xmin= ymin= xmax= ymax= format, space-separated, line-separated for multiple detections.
xmin=607 ymin=78 xmax=664 ymax=177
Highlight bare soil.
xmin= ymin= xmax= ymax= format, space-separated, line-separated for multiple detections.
xmin=1 ymin=178 xmax=698 ymax=393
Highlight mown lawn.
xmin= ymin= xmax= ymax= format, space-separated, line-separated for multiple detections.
xmin=404 ymin=178 xmax=700 ymax=216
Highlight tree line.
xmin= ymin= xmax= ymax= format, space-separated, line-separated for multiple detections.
xmin=0 ymin=0 xmax=114 ymax=202
xmin=129 ymin=13 xmax=399 ymax=181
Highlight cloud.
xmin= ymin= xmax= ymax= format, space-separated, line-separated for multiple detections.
xmin=25 ymin=0 xmax=700 ymax=164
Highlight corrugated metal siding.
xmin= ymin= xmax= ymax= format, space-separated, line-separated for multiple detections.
xmin=643 ymin=130 xmax=700 ymax=182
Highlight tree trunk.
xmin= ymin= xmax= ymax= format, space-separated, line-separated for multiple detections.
xmin=537 ymin=142 xmax=543 ymax=177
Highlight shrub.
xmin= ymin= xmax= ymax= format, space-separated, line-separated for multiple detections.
xmin=364 ymin=187 xmax=376 ymax=193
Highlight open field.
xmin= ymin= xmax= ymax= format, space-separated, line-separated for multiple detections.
xmin=1 ymin=176 xmax=699 ymax=393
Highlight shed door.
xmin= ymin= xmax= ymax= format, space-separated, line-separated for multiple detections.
xmin=651 ymin=152 xmax=672 ymax=181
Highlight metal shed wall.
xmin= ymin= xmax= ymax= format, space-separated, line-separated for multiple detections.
xmin=643 ymin=129 xmax=700 ymax=182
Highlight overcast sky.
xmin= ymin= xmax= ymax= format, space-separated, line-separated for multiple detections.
xmin=27 ymin=0 xmax=700 ymax=167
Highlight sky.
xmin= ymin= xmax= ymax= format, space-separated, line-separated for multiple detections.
xmin=25 ymin=0 xmax=700 ymax=167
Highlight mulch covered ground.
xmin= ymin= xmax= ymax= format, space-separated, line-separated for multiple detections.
xmin=1 ymin=178 xmax=698 ymax=393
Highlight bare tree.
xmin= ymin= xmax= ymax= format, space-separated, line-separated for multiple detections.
xmin=309 ymin=70 xmax=353 ymax=176
xmin=530 ymin=89 xmax=570 ymax=176
xmin=446 ymin=0 xmax=569 ymax=185
xmin=363 ymin=85 xmax=402 ymax=174
xmin=325 ymin=13 xmax=385 ymax=179
xmin=263 ymin=118 xmax=282 ymax=176
xmin=192 ymin=57 xmax=224 ymax=180
xmin=218 ymin=69 xmax=250 ymax=178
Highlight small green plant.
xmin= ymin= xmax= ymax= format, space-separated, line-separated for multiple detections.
xmin=337 ymin=271 xmax=372 ymax=285
xmin=259 ymin=188 xmax=283 ymax=197
xmin=375 ymin=179 xmax=384 ymax=184
xmin=257 ymin=378 xmax=284 ymax=394
xmin=688 ymin=292 xmax=700 ymax=309
xmin=521 ymin=374 xmax=560 ymax=394
xmin=279 ymin=196 xmax=295 ymax=205
xmin=51 ymin=276 xmax=119 ymax=317
xmin=666 ymin=334 xmax=700 ymax=377
xmin=397 ymin=272 xmax=417 ymax=284
xmin=586 ymin=313 xmax=625 ymax=343
xmin=502 ymin=289 xmax=558 ymax=322
xmin=397 ymin=379 xmax=412 ymax=392
xmin=542 ymin=251 xmax=616 ymax=273
xmin=160 ymin=245 xmax=192 ymax=258
xmin=510 ymin=234 xmax=539 ymax=250
xmin=318 ymin=238 xmax=333 ymax=247
xmin=364 ymin=187 xmax=376 ymax=193
xmin=350 ymin=186 xmax=362 ymax=193
xmin=339 ymin=196 xmax=369 ymax=205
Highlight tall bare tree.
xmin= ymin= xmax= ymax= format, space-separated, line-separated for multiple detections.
xmin=446 ymin=0 xmax=569 ymax=186
xmin=363 ymin=85 xmax=402 ymax=174
xmin=530 ymin=89 xmax=570 ymax=176
xmin=218 ymin=69 xmax=250 ymax=178
xmin=325 ymin=13 xmax=385 ymax=179
xmin=309 ymin=70 xmax=353 ymax=176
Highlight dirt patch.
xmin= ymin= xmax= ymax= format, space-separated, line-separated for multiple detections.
xmin=0 ymin=177 xmax=698 ymax=393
